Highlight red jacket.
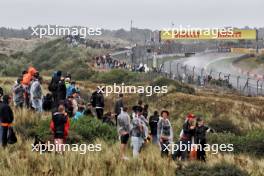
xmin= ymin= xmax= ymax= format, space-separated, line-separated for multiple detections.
xmin=50 ymin=112 xmax=70 ymax=139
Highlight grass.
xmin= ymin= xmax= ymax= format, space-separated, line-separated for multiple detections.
xmin=1 ymin=132 xmax=264 ymax=175
xmin=1 ymin=67 xmax=264 ymax=175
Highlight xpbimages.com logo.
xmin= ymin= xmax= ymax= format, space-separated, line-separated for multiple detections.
xmin=162 ymin=142 xmax=234 ymax=155
xmin=31 ymin=25 xmax=102 ymax=38
xmin=32 ymin=141 xmax=102 ymax=154
xmin=97 ymin=83 xmax=168 ymax=96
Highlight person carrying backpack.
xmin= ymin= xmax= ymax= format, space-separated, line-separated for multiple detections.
xmin=0 ymin=95 xmax=14 ymax=147
xmin=157 ymin=110 xmax=173 ymax=157
xmin=149 ymin=111 xmax=160 ymax=144
xmin=50 ymin=103 xmax=70 ymax=153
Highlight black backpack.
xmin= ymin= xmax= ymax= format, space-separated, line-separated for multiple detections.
xmin=42 ymin=93 xmax=54 ymax=111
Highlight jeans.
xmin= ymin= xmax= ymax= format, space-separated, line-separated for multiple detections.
xmin=31 ymin=98 xmax=42 ymax=112
xmin=0 ymin=126 xmax=8 ymax=147
xmin=131 ymin=136 xmax=144 ymax=157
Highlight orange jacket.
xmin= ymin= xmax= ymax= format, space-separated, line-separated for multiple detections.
xmin=22 ymin=67 xmax=38 ymax=86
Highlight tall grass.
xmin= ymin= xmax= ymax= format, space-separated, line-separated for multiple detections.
xmin=1 ymin=77 xmax=264 ymax=175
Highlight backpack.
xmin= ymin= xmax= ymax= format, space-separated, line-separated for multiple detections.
xmin=48 ymin=78 xmax=57 ymax=92
xmin=42 ymin=93 xmax=53 ymax=111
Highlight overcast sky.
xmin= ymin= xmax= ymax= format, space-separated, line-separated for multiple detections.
xmin=1 ymin=0 xmax=263 ymax=30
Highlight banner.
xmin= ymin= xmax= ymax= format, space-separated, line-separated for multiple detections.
xmin=160 ymin=29 xmax=257 ymax=40
xmin=230 ymin=48 xmax=257 ymax=54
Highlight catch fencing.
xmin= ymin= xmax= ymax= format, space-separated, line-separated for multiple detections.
xmin=112 ymin=51 xmax=264 ymax=97
xmin=161 ymin=60 xmax=264 ymax=96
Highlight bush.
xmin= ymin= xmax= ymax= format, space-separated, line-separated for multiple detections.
xmin=30 ymin=116 xmax=118 ymax=144
xmin=207 ymin=130 xmax=264 ymax=157
xmin=71 ymin=117 xmax=118 ymax=143
xmin=151 ymin=77 xmax=195 ymax=94
xmin=90 ymin=69 xmax=139 ymax=84
xmin=208 ymin=117 xmax=242 ymax=135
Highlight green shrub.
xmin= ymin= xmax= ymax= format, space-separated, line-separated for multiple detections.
xmin=208 ymin=117 xmax=242 ymax=135
xmin=207 ymin=130 xmax=264 ymax=157
xmin=90 ymin=69 xmax=139 ymax=84
xmin=71 ymin=117 xmax=118 ymax=143
xmin=151 ymin=77 xmax=195 ymax=94
xmin=29 ymin=116 xmax=118 ymax=144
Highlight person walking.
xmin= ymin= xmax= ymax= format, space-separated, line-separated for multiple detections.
xmin=117 ymin=107 xmax=130 ymax=160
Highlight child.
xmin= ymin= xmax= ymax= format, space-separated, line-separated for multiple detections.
xmin=195 ymin=116 xmax=213 ymax=162
xmin=50 ymin=104 xmax=70 ymax=153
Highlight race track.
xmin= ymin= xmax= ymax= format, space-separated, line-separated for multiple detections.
xmin=164 ymin=52 xmax=262 ymax=95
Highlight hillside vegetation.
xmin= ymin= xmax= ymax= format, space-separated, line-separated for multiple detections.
xmin=0 ymin=71 xmax=264 ymax=175
xmin=0 ymin=38 xmax=109 ymax=79
xmin=0 ymin=38 xmax=264 ymax=175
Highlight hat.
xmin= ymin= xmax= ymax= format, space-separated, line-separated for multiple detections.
xmin=65 ymin=77 xmax=70 ymax=82
xmin=187 ymin=113 xmax=196 ymax=119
